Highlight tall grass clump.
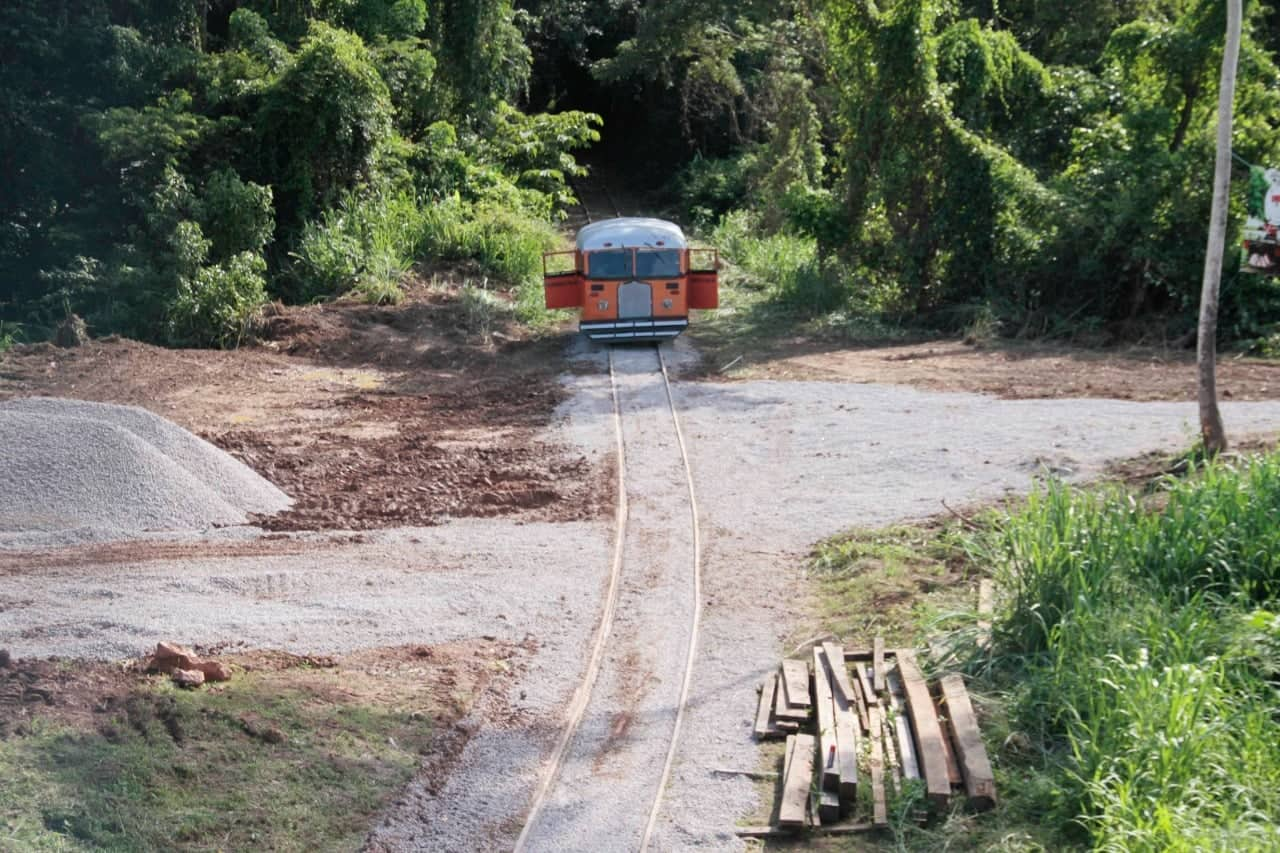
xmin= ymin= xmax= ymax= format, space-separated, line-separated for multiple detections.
xmin=0 ymin=320 xmax=23 ymax=352
xmin=982 ymin=452 xmax=1280 ymax=851
xmin=711 ymin=210 xmax=843 ymax=312
xmin=292 ymin=191 xmax=422 ymax=302
xmin=419 ymin=199 xmax=555 ymax=287
xmin=293 ymin=192 xmax=557 ymax=312
xmin=420 ymin=199 xmax=560 ymax=327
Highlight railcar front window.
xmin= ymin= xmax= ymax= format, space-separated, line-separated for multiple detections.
xmin=636 ymin=249 xmax=681 ymax=278
xmin=589 ymin=250 xmax=633 ymax=278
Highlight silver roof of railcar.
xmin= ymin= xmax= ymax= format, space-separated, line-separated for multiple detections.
xmin=576 ymin=217 xmax=687 ymax=251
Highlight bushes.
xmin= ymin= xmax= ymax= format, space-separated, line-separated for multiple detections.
xmin=256 ymin=22 xmax=395 ymax=228
xmin=291 ymin=190 xmax=556 ymax=306
xmin=292 ymin=191 xmax=421 ymax=302
xmin=419 ymin=198 xmax=556 ymax=285
xmin=167 ymin=252 xmax=269 ymax=347
xmin=982 ymin=453 xmax=1280 ymax=850
xmin=711 ymin=211 xmax=845 ymax=313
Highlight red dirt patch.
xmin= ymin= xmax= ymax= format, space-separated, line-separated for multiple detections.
xmin=0 ymin=639 xmax=519 ymax=741
xmin=0 ymin=281 xmax=609 ymax=531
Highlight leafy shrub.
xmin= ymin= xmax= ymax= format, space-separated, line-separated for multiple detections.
xmin=677 ymin=154 xmax=752 ymax=227
xmin=294 ymin=216 xmax=365 ymax=297
xmin=419 ymin=199 xmax=555 ymax=285
xmin=711 ymin=210 xmax=845 ymax=312
xmin=196 ymin=170 xmax=275 ymax=261
xmin=257 ymin=22 xmax=395 ymax=227
xmin=167 ymin=251 xmax=269 ymax=348
xmin=292 ymin=191 xmax=421 ymax=301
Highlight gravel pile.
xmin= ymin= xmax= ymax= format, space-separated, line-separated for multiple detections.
xmin=0 ymin=397 xmax=290 ymax=544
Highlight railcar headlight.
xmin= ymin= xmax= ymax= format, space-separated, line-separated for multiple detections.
xmin=598 ymin=300 xmax=609 ymax=310
xmin=662 ymin=298 xmax=673 ymax=309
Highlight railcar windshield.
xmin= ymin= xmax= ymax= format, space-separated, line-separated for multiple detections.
xmin=635 ymin=249 xmax=681 ymax=278
xmin=588 ymin=250 xmax=633 ymax=278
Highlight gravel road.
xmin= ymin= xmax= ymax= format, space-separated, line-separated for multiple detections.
xmin=516 ymin=345 xmax=698 ymax=852
xmin=5 ymin=353 xmax=1280 ymax=851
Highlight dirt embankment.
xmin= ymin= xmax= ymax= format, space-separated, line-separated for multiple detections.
xmin=691 ymin=337 xmax=1280 ymax=402
xmin=0 ymin=282 xmax=610 ymax=531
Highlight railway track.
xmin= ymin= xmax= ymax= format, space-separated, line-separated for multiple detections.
xmin=514 ymin=183 xmax=704 ymax=852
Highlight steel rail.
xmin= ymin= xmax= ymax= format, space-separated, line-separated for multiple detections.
xmin=512 ymin=348 xmax=629 ymax=851
xmin=638 ymin=344 xmax=704 ymax=851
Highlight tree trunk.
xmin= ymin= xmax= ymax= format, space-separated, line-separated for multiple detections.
xmin=1197 ymin=0 xmax=1241 ymax=455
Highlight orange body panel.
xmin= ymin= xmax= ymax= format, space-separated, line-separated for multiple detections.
xmin=651 ymin=281 xmax=688 ymax=316
xmin=580 ymin=281 xmax=620 ymax=321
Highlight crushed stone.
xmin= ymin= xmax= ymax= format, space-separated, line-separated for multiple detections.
xmin=0 ymin=397 xmax=289 ymax=545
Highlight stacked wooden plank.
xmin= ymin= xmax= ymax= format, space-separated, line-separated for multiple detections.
xmin=743 ymin=638 xmax=997 ymax=837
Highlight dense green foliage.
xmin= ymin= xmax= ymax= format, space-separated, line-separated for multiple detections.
xmin=0 ymin=0 xmax=597 ymax=344
xmin=977 ymin=457 xmax=1280 ymax=849
xmin=637 ymin=0 xmax=1280 ymax=343
xmin=5 ymin=0 xmax=1280 ymax=346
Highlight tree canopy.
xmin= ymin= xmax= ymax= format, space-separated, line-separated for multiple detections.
xmin=3 ymin=0 xmax=1280 ymax=348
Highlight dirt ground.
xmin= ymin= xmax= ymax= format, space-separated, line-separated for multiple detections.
xmin=5 ymin=290 xmax=1276 ymax=530
xmin=0 ymin=639 xmax=523 ymax=850
xmin=0 ymin=638 xmax=514 ymax=739
xmin=691 ymin=336 xmax=1280 ymax=402
xmin=0 ymin=280 xmax=610 ymax=531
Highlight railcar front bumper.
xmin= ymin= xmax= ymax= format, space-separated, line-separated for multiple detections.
xmin=579 ymin=318 xmax=688 ymax=342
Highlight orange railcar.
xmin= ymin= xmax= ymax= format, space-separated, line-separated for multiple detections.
xmin=543 ymin=218 xmax=718 ymax=342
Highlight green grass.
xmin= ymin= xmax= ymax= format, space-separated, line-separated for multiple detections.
xmin=291 ymin=192 xmax=560 ymax=325
xmin=0 ymin=662 xmax=457 ymax=851
xmin=810 ymin=450 xmax=1280 ymax=851
xmin=979 ymin=456 xmax=1280 ymax=851
xmin=0 ymin=320 xmax=22 ymax=353
xmin=688 ymin=211 xmax=909 ymax=368
xmin=811 ymin=522 xmax=978 ymax=645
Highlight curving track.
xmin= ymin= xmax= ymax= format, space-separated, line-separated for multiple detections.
xmin=514 ymin=342 xmax=704 ymax=852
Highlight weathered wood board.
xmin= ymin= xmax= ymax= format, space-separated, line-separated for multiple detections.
xmin=822 ymin=641 xmax=859 ymax=706
xmin=856 ymin=661 xmax=879 ymax=707
xmin=754 ymin=672 xmax=780 ymax=739
xmin=935 ymin=694 xmax=964 ymax=786
xmin=781 ymin=659 xmax=811 ymax=708
xmin=896 ymin=650 xmax=951 ymax=810
xmin=887 ymin=666 xmax=921 ymax=780
xmin=940 ymin=674 xmax=997 ymax=811
xmin=812 ymin=646 xmax=840 ymax=793
xmin=775 ymin=673 xmax=810 ymax=723
xmin=867 ymin=705 xmax=888 ymax=827
xmin=778 ymin=734 xmax=816 ymax=827
xmin=823 ymin=644 xmax=860 ymax=812
xmin=735 ymin=821 xmax=877 ymax=839
xmin=881 ymin=703 xmax=901 ymax=796
xmin=817 ymin=789 xmax=841 ymax=825
xmin=872 ymin=636 xmax=887 ymax=694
